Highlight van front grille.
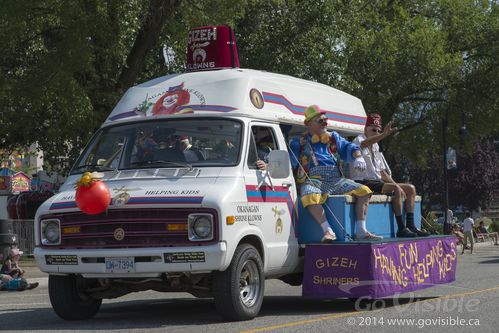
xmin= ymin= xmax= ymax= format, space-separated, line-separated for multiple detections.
xmin=40 ymin=208 xmax=218 ymax=249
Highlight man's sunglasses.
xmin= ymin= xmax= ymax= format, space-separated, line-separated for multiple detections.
xmin=314 ymin=117 xmax=328 ymax=125
xmin=370 ymin=127 xmax=382 ymax=133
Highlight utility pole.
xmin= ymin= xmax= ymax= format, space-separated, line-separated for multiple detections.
xmin=442 ymin=108 xmax=450 ymax=234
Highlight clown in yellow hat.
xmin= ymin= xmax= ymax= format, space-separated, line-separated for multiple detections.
xmin=288 ymin=105 xmax=383 ymax=242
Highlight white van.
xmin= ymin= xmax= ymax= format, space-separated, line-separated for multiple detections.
xmin=34 ymin=67 xmax=368 ymax=321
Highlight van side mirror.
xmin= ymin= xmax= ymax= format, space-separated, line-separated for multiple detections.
xmin=267 ymin=150 xmax=290 ymax=179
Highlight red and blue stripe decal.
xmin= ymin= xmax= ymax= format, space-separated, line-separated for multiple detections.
xmin=50 ymin=201 xmax=78 ymax=210
xmin=262 ymin=92 xmax=366 ymax=125
xmin=108 ymin=111 xmax=139 ymax=121
xmin=50 ymin=196 xmax=203 ymax=210
xmin=176 ymin=104 xmax=237 ymax=112
xmin=245 ymin=185 xmax=298 ymax=231
xmin=108 ymin=104 xmax=237 ymax=121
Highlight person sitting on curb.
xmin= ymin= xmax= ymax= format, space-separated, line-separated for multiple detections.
xmin=0 ymin=273 xmax=12 ymax=290
xmin=289 ymin=105 xmax=382 ymax=243
xmin=462 ymin=212 xmax=475 ymax=254
xmin=0 ymin=275 xmax=39 ymax=291
xmin=349 ymin=113 xmax=429 ymax=238
xmin=1 ymin=261 xmax=39 ymax=292
xmin=477 ymin=221 xmax=499 ymax=245
xmin=1 ymin=248 xmax=25 ymax=278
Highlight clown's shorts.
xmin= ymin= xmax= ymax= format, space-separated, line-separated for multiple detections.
xmin=300 ymin=166 xmax=372 ymax=208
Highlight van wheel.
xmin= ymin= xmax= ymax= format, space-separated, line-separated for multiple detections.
xmin=213 ymin=244 xmax=264 ymax=321
xmin=49 ymin=275 xmax=102 ymax=320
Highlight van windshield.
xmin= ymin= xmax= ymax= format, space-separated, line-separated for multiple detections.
xmin=70 ymin=118 xmax=242 ymax=174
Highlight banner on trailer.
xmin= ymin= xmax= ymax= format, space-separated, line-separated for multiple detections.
xmin=303 ymin=236 xmax=458 ymax=299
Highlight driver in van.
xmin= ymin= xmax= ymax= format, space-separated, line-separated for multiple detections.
xmin=289 ymin=105 xmax=382 ymax=243
xmin=254 ymin=127 xmax=275 ymax=171
xmin=154 ymin=134 xmax=186 ymax=162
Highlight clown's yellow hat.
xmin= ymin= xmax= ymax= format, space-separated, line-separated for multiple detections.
xmin=304 ymin=105 xmax=325 ymax=123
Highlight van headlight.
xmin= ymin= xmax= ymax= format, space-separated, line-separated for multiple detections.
xmin=188 ymin=214 xmax=213 ymax=241
xmin=41 ymin=219 xmax=61 ymax=245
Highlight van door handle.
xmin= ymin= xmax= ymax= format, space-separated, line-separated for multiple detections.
xmin=282 ymin=181 xmax=293 ymax=188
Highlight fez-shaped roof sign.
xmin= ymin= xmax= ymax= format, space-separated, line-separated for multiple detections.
xmin=186 ymin=25 xmax=240 ymax=72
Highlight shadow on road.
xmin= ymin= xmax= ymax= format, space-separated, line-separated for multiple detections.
xmin=479 ymin=255 xmax=499 ymax=264
xmin=1 ymin=295 xmax=439 ymax=331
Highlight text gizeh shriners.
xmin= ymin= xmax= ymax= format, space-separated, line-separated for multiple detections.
xmin=304 ymin=238 xmax=457 ymax=298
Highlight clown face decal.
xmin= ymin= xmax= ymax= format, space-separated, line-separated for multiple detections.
xmin=152 ymin=83 xmax=191 ymax=115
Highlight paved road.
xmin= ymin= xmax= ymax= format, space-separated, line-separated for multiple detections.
xmin=1 ymin=243 xmax=498 ymax=333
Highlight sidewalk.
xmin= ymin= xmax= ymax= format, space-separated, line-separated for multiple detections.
xmin=20 ymin=256 xmax=38 ymax=267
xmin=18 ymin=257 xmax=47 ymax=279
xmin=460 ymin=239 xmax=499 ymax=248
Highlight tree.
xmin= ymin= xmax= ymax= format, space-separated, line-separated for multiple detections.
xmin=234 ymin=0 xmax=499 ymax=208
xmin=450 ymin=138 xmax=499 ymax=211
xmin=394 ymin=137 xmax=499 ymax=212
xmin=0 ymin=0 xmax=244 ymax=172
xmin=236 ymin=0 xmax=499 ymax=162
xmin=1 ymin=0 xmax=498 ymax=212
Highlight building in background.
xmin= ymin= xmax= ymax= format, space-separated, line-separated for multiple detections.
xmin=0 ymin=143 xmax=44 ymax=173
xmin=0 ymin=144 xmax=65 ymax=219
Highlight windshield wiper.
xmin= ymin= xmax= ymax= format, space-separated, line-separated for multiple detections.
xmin=130 ymin=160 xmax=193 ymax=171
xmin=72 ymin=164 xmax=116 ymax=173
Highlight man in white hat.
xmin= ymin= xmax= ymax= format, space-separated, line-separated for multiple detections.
xmin=350 ymin=113 xmax=429 ymax=237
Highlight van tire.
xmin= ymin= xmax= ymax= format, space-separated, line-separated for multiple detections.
xmin=213 ymin=244 xmax=264 ymax=321
xmin=48 ymin=275 xmax=102 ymax=320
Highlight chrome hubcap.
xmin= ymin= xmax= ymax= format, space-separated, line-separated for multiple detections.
xmin=239 ymin=259 xmax=260 ymax=307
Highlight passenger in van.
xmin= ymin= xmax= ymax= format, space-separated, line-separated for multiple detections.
xmin=179 ymin=136 xmax=204 ymax=162
xmin=289 ymin=105 xmax=382 ymax=243
xmin=133 ymin=130 xmax=158 ymax=163
xmin=153 ymin=135 xmax=186 ymax=163
xmin=350 ymin=113 xmax=429 ymax=237
xmin=253 ymin=127 xmax=275 ymax=170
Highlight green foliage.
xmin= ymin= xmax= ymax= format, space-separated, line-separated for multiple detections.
xmin=399 ymin=137 xmax=499 ymax=211
xmin=433 ymin=223 xmax=444 ymax=235
xmin=490 ymin=220 xmax=499 ymax=233
xmin=422 ymin=212 xmax=441 ymax=234
xmin=1 ymin=0 xmax=498 ymax=212
xmin=234 ymin=0 xmax=499 ymax=210
xmin=0 ymin=0 xmax=245 ymax=172
xmin=236 ymin=0 xmax=499 ymax=165
xmin=0 ymin=0 xmax=147 ymax=171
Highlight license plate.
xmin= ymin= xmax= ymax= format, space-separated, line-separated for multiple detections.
xmin=105 ymin=257 xmax=135 ymax=273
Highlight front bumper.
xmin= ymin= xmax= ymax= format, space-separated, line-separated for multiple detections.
xmin=34 ymin=242 xmax=227 ymax=278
